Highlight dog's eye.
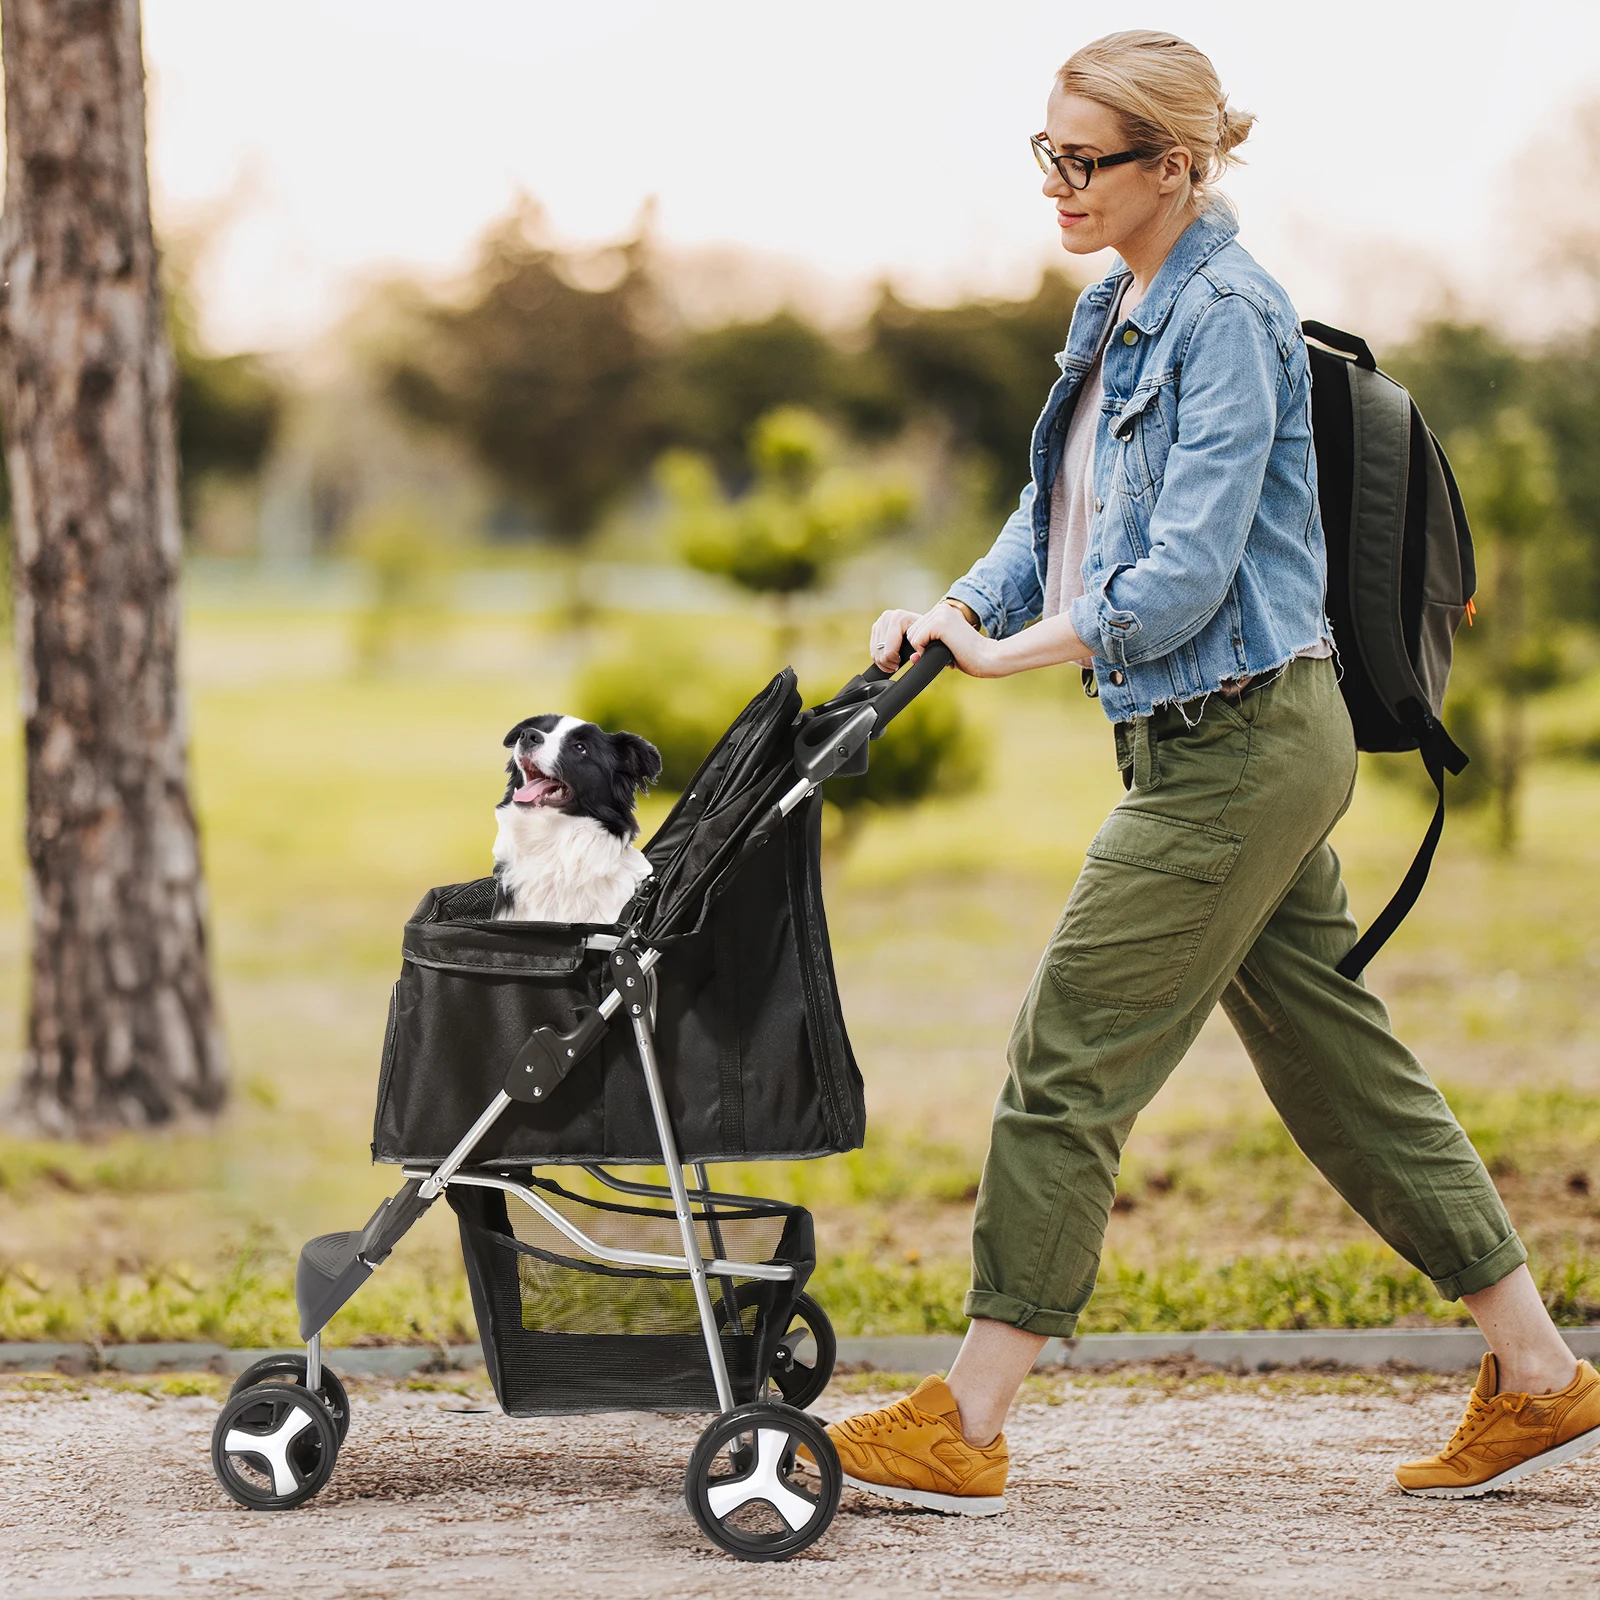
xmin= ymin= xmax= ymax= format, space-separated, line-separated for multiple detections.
xmin=573 ymin=741 xmax=586 ymax=756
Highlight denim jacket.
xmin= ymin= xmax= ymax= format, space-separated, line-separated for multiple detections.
xmin=946 ymin=208 xmax=1329 ymax=723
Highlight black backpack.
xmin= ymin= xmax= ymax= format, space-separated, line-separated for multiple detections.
xmin=1301 ymin=320 xmax=1475 ymax=979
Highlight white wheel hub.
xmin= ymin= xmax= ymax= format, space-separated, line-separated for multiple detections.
xmin=224 ymin=1403 xmax=316 ymax=1497
xmin=706 ymin=1428 xmax=816 ymax=1532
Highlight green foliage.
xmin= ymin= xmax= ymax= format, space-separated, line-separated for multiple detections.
xmin=1385 ymin=321 xmax=1524 ymax=439
xmin=166 ymin=255 xmax=283 ymax=496
xmin=0 ymin=1134 xmax=213 ymax=1199
xmin=344 ymin=500 xmax=453 ymax=670
xmin=577 ymin=641 xmax=755 ymax=790
xmin=1452 ymin=410 xmax=1558 ymax=548
xmin=865 ymin=271 xmax=1083 ymax=510
xmin=374 ymin=197 xmax=1084 ymax=542
xmin=0 ymin=1248 xmax=476 ymax=1347
xmin=665 ymin=312 xmax=904 ymax=471
xmin=385 ymin=205 xmax=665 ymax=540
xmin=665 ymin=408 xmax=913 ymax=597
xmin=826 ymin=689 xmax=981 ymax=814
xmin=1529 ymin=325 xmax=1600 ymax=622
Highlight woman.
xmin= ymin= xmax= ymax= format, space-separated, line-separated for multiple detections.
xmin=826 ymin=30 xmax=1598 ymax=1513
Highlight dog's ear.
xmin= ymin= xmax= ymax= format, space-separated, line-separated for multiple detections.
xmin=502 ymin=718 xmax=536 ymax=749
xmin=612 ymin=733 xmax=662 ymax=792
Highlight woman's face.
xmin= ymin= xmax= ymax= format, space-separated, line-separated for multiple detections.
xmin=1040 ymin=87 xmax=1192 ymax=259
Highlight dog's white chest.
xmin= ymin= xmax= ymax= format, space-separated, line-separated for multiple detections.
xmin=493 ymin=805 xmax=651 ymax=924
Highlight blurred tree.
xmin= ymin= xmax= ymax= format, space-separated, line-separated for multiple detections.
xmin=0 ymin=0 xmax=226 ymax=1131
xmin=1384 ymin=321 xmax=1524 ymax=439
xmin=865 ymin=269 xmax=1082 ymax=510
xmin=385 ymin=205 xmax=665 ymax=541
xmin=662 ymin=407 xmax=913 ymax=653
xmin=345 ymin=500 xmax=452 ymax=671
xmin=666 ymin=311 xmax=904 ymax=475
xmin=823 ymin=687 xmax=980 ymax=842
xmin=578 ymin=625 xmax=981 ymax=845
xmin=1451 ymin=412 xmax=1563 ymax=851
xmin=1529 ymin=329 xmax=1600 ymax=623
xmin=167 ymin=268 xmax=283 ymax=513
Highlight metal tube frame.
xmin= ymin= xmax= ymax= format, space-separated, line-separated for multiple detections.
xmin=382 ymin=940 xmax=799 ymax=1415
xmin=415 ymin=1168 xmax=793 ymax=1283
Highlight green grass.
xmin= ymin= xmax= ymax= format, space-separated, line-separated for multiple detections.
xmin=2 ymin=597 xmax=1600 ymax=1346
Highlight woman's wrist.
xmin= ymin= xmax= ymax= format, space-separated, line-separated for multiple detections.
xmin=940 ymin=596 xmax=980 ymax=630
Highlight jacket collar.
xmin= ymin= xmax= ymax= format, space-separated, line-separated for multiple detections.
xmin=1116 ymin=205 xmax=1239 ymax=337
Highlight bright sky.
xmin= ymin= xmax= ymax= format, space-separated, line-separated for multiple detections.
xmin=142 ymin=0 xmax=1600 ymax=352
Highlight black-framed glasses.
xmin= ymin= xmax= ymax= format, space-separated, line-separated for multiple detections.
xmin=1031 ymin=133 xmax=1144 ymax=191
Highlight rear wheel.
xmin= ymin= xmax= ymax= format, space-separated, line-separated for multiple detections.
xmin=211 ymin=1381 xmax=340 ymax=1511
xmin=714 ymin=1287 xmax=836 ymax=1411
xmin=685 ymin=1402 xmax=840 ymax=1561
xmin=228 ymin=1354 xmax=350 ymax=1443
xmin=768 ymin=1294 xmax=835 ymax=1411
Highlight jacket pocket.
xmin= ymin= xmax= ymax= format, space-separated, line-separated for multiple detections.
xmin=1048 ymin=810 xmax=1242 ymax=1011
xmin=1109 ymin=384 xmax=1172 ymax=502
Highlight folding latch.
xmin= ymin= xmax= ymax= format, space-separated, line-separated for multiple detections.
xmin=505 ymin=1005 xmax=609 ymax=1103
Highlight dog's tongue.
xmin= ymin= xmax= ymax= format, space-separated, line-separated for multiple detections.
xmin=514 ymin=775 xmax=562 ymax=805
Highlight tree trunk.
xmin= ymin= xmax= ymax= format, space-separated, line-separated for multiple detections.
xmin=0 ymin=0 xmax=226 ymax=1132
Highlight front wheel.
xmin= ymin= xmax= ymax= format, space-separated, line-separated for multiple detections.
xmin=228 ymin=1354 xmax=350 ymax=1443
xmin=211 ymin=1381 xmax=340 ymax=1511
xmin=685 ymin=1402 xmax=840 ymax=1561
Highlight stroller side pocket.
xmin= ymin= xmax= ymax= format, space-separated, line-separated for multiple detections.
xmin=369 ymin=981 xmax=402 ymax=1162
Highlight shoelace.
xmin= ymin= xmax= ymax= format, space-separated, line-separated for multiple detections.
xmin=836 ymin=1394 xmax=935 ymax=1443
xmin=1443 ymin=1390 xmax=1520 ymax=1456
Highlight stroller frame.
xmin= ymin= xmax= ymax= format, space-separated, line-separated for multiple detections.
xmin=209 ymin=642 xmax=954 ymax=1561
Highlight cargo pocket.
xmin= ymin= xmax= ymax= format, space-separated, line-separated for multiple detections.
xmin=1048 ymin=810 xmax=1243 ymax=1011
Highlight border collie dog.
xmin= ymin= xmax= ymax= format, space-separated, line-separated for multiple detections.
xmin=492 ymin=715 xmax=662 ymax=925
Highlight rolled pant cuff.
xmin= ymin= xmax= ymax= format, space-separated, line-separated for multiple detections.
xmin=1431 ymin=1232 xmax=1528 ymax=1301
xmin=964 ymin=1289 xmax=1080 ymax=1338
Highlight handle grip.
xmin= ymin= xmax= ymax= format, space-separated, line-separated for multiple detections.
xmin=868 ymin=640 xmax=954 ymax=733
xmin=1302 ymin=319 xmax=1377 ymax=372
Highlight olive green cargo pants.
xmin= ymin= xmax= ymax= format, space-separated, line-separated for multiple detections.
xmin=966 ymin=655 xmax=1524 ymax=1336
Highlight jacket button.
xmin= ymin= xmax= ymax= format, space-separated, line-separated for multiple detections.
xmin=1094 ymin=497 xmax=1103 ymax=513
xmin=1110 ymin=670 xmax=1125 ymax=685
xmin=1122 ymin=328 xmax=1139 ymax=345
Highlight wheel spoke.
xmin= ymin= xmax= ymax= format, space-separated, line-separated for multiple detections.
xmin=224 ymin=1405 xmax=315 ymax=1497
xmin=752 ymin=1427 xmax=819 ymax=1532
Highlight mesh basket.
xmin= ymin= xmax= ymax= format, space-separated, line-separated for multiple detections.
xmin=448 ymin=1178 xmax=814 ymax=1416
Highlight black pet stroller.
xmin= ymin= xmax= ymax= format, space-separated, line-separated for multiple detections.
xmin=208 ymin=642 xmax=953 ymax=1561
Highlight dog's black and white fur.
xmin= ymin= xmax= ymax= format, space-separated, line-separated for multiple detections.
xmin=492 ymin=715 xmax=662 ymax=924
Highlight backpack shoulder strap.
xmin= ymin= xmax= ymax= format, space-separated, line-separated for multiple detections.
xmin=1346 ymin=363 xmax=1432 ymax=727
xmin=1335 ymin=721 xmax=1469 ymax=980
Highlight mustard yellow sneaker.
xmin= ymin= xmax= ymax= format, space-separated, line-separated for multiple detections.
xmin=816 ymin=1375 xmax=1007 ymax=1516
xmin=1395 ymin=1353 xmax=1600 ymax=1498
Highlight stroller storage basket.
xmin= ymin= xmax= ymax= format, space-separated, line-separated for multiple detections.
xmin=448 ymin=1177 xmax=814 ymax=1416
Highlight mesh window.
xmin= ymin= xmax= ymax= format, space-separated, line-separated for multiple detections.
xmin=500 ymin=1180 xmax=786 ymax=1337
xmin=449 ymin=1177 xmax=813 ymax=1416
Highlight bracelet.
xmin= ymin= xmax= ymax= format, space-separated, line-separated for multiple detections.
xmin=940 ymin=597 xmax=979 ymax=629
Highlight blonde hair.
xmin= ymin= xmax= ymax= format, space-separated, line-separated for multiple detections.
xmin=1057 ymin=30 xmax=1254 ymax=208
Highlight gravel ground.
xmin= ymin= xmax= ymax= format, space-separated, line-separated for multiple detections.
xmin=4 ymin=1367 xmax=1600 ymax=1598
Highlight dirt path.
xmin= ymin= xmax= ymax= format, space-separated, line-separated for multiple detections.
xmin=4 ymin=1370 xmax=1599 ymax=1598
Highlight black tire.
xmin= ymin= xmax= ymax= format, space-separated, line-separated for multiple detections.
xmin=685 ymin=1402 xmax=840 ymax=1561
xmin=228 ymin=1354 xmax=351 ymax=1443
xmin=769 ymin=1293 xmax=835 ymax=1412
xmin=211 ymin=1381 xmax=340 ymax=1511
xmin=714 ymin=1288 xmax=837 ymax=1411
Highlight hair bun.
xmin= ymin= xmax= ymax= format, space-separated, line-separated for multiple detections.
xmin=1217 ymin=101 xmax=1256 ymax=158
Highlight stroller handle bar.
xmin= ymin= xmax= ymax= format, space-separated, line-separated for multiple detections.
xmin=784 ymin=639 xmax=954 ymax=804
xmin=861 ymin=638 xmax=954 ymax=730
